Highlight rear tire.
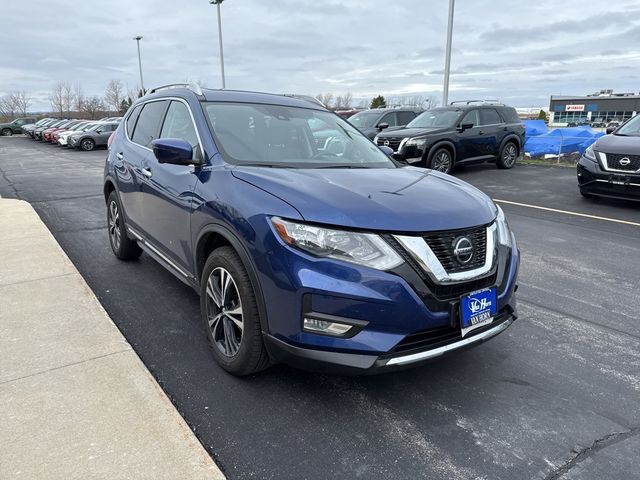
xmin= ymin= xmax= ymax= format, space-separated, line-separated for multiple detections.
xmin=427 ymin=147 xmax=453 ymax=174
xmin=200 ymin=246 xmax=270 ymax=376
xmin=497 ymin=142 xmax=518 ymax=169
xmin=107 ymin=191 xmax=142 ymax=260
xmin=80 ymin=138 xmax=95 ymax=151
xmin=1 ymin=128 xmax=12 ymax=137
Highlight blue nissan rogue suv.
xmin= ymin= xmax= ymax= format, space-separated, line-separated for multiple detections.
xmin=104 ymin=84 xmax=519 ymax=376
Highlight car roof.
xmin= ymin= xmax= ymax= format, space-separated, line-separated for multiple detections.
xmin=140 ymin=86 xmax=328 ymax=111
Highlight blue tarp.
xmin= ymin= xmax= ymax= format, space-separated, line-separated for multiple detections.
xmin=524 ymin=125 xmax=604 ymax=156
xmin=522 ymin=120 xmax=549 ymax=137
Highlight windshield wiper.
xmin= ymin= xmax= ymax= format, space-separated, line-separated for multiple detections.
xmin=311 ymin=164 xmax=371 ymax=169
xmin=237 ymin=163 xmax=295 ymax=168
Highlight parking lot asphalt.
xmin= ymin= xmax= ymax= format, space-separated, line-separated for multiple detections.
xmin=1 ymin=136 xmax=639 ymax=480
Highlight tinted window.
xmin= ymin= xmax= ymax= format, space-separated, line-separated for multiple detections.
xmin=379 ymin=112 xmax=397 ymax=127
xmin=499 ymin=107 xmax=520 ymax=124
xmin=480 ymin=109 xmax=503 ymax=125
xmin=160 ymin=101 xmax=199 ymax=149
xmin=349 ymin=111 xmax=383 ymax=128
xmin=126 ymin=104 xmax=143 ymax=137
xmin=461 ymin=110 xmax=479 ymax=127
xmin=397 ymin=111 xmax=416 ymax=125
xmin=131 ymin=101 xmax=168 ymax=147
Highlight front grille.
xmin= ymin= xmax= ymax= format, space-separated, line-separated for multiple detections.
xmin=376 ymin=136 xmax=404 ymax=151
xmin=381 ymin=309 xmax=511 ymax=358
xmin=425 ymin=271 xmax=497 ymax=301
xmin=605 ymin=153 xmax=640 ymax=172
xmin=423 ymin=227 xmax=487 ymax=273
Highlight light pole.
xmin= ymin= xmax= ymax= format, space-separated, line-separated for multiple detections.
xmin=133 ymin=36 xmax=145 ymax=93
xmin=209 ymin=0 xmax=226 ymax=89
xmin=442 ymin=0 xmax=455 ymax=106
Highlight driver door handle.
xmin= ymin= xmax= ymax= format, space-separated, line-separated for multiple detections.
xmin=116 ymin=152 xmax=124 ymax=160
xmin=141 ymin=167 xmax=152 ymax=178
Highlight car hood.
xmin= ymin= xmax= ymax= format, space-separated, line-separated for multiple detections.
xmin=595 ymin=134 xmax=640 ymax=154
xmin=377 ymin=127 xmax=451 ymax=139
xmin=231 ymin=166 xmax=496 ymax=232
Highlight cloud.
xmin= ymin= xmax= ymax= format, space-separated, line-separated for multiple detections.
xmin=0 ymin=0 xmax=639 ymax=110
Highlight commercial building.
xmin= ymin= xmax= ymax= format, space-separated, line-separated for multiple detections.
xmin=549 ymin=90 xmax=640 ymax=126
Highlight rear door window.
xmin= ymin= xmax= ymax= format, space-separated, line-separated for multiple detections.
xmin=131 ymin=101 xmax=168 ymax=147
xmin=397 ymin=111 xmax=417 ymax=125
xmin=480 ymin=109 xmax=503 ymax=125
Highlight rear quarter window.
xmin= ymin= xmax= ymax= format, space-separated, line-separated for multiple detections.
xmin=499 ymin=107 xmax=520 ymax=124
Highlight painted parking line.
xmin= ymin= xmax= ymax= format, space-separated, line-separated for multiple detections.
xmin=494 ymin=199 xmax=640 ymax=228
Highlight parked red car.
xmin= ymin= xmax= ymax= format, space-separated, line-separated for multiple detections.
xmin=43 ymin=120 xmax=81 ymax=142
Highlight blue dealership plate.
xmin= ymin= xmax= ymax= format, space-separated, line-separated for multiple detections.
xmin=460 ymin=287 xmax=497 ymax=338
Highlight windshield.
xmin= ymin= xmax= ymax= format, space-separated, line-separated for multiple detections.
xmin=348 ymin=111 xmax=382 ymax=129
xmin=203 ymin=102 xmax=395 ymax=169
xmin=616 ymin=114 xmax=640 ymax=136
xmin=407 ymin=109 xmax=461 ymax=128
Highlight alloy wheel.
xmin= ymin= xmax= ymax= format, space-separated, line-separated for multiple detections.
xmin=81 ymin=139 xmax=94 ymax=151
xmin=1 ymin=129 xmax=12 ymax=137
xmin=108 ymin=200 xmax=121 ymax=250
xmin=503 ymin=144 xmax=517 ymax=167
xmin=206 ymin=267 xmax=244 ymax=357
xmin=432 ymin=151 xmax=451 ymax=173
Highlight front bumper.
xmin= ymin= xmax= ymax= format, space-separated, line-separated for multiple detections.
xmin=258 ymin=228 xmax=519 ymax=374
xmin=577 ymin=156 xmax=640 ymax=201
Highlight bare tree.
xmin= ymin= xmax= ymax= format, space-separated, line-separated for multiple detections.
xmin=61 ymin=82 xmax=75 ymax=117
xmin=104 ymin=79 xmax=124 ymax=113
xmin=343 ymin=92 xmax=353 ymax=109
xmin=425 ymin=95 xmax=439 ymax=109
xmin=334 ymin=95 xmax=344 ymax=110
xmin=13 ymin=91 xmax=32 ymax=116
xmin=82 ymin=96 xmax=105 ymax=120
xmin=315 ymin=92 xmax=334 ymax=109
xmin=73 ymin=82 xmax=84 ymax=113
xmin=0 ymin=95 xmax=17 ymax=119
xmin=50 ymin=82 xmax=65 ymax=118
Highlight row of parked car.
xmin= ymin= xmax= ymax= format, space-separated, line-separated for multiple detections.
xmin=19 ymin=117 xmax=122 ymax=151
xmin=346 ymin=102 xmax=526 ymax=173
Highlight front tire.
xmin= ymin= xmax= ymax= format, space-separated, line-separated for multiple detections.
xmin=1 ymin=128 xmax=12 ymax=137
xmin=427 ymin=147 xmax=453 ymax=174
xmin=80 ymin=138 xmax=95 ymax=151
xmin=107 ymin=191 xmax=142 ymax=260
xmin=200 ymin=246 xmax=270 ymax=376
xmin=497 ymin=142 xmax=518 ymax=169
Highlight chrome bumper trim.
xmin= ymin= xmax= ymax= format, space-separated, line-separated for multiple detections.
xmin=383 ymin=318 xmax=512 ymax=366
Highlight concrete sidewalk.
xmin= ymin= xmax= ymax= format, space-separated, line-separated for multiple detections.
xmin=0 ymin=199 xmax=224 ymax=480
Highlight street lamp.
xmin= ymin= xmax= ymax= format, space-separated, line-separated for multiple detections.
xmin=209 ymin=0 xmax=226 ymax=89
xmin=442 ymin=0 xmax=455 ymax=106
xmin=133 ymin=36 xmax=145 ymax=93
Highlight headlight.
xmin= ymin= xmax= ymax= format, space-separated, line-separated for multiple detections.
xmin=271 ymin=217 xmax=403 ymax=270
xmin=584 ymin=144 xmax=597 ymax=162
xmin=405 ymin=137 xmax=428 ymax=148
xmin=495 ymin=205 xmax=512 ymax=248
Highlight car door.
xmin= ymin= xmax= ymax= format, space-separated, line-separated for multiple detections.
xmin=479 ymin=108 xmax=504 ymax=157
xmin=457 ymin=109 xmax=484 ymax=159
xmin=96 ymin=123 xmax=117 ymax=146
xmin=139 ymin=99 xmax=200 ymax=273
xmin=116 ymin=101 xmax=168 ymax=231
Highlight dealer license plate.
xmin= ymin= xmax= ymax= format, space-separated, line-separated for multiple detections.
xmin=460 ymin=287 xmax=497 ymax=338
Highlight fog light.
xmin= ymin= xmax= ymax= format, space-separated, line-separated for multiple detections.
xmin=303 ymin=318 xmax=353 ymax=335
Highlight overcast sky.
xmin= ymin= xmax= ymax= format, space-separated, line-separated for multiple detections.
xmin=2 ymin=0 xmax=640 ymax=111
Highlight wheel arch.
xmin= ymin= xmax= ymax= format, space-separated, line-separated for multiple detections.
xmin=194 ymin=223 xmax=270 ymax=335
xmin=499 ymin=134 xmax=521 ymax=154
xmin=425 ymin=140 xmax=457 ymax=163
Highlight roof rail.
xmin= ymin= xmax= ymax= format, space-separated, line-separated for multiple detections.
xmin=281 ymin=94 xmax=326 ymax=108
xmin=147 ymin=83 xmax=204 ymax=96
xmin=450 ymin=99 xmax=504 ymax=106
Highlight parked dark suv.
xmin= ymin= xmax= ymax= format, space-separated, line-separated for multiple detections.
xmin=577 ymin=114 xmax=640 ymax=201
xmin=374 ymin=102 xmax=525 ymax=174
xmin=349 ymin=107 xmax=423 ymax=139
xmin=104 ymin=85 xmax=519 ymax=376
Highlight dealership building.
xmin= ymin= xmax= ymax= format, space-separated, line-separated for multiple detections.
xmin=549 ymin=90 xmax=640 ymax=126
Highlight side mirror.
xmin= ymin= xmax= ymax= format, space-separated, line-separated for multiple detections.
xmin=377 ymin=122 xmax=390 ymax=131
xmin=379 ymin=145 xmax=394 ymax=156
xmin=96 ymin=130 xmax=102 ymax=134
xmin=606 ymin=127 xmax=616 ymax=134
xmin=457 ymin=123 xmax=474 ymax=132
xmin=152 ymin=138 xmax=194 ymax=165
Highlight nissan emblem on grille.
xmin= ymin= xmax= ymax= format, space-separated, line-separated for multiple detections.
xmin=619 ymin=157 xmax=631 ymax=166
xmin=452 ymin=237 xmax=474 ymax=265
xmin=384 ymin=140 xmax=390 ymax=147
